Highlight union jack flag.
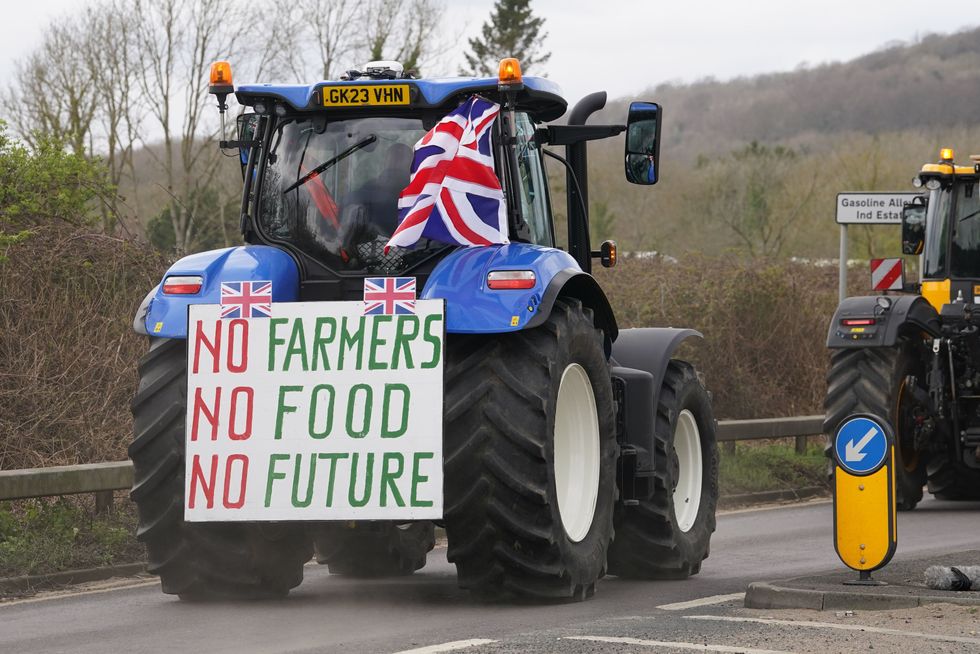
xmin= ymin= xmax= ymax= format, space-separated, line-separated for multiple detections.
xmin=220 ymin=281 xmax=273 ymax=318
xmin=364 ymin=277 xmax=416 ymax=315
xmin=385 ymin=95 xmax=508 ymax=252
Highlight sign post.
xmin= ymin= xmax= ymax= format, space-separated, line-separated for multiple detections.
xmin=835 ymin=192 xmax=919 ymax=303
xmin=831 ymin=413 xmax=897 ymax=585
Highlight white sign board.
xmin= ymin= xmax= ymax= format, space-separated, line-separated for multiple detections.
xmin=184 ymin=301 xmax=444 ymax=522
xmin=836 ymin=192 xmax=920 ymax=225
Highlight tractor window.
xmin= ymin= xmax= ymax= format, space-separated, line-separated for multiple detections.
xmin=950 ymin=180 xmax=980 ymax=278
xmin=514 ymin=113 xmax=554 ymax=246
xmin=257 ymin=115 xmax=445 ymax=274
xmin=924 ymin=187 xmax=951 ymax=278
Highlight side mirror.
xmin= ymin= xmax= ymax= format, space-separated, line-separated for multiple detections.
xmin=624 ymin=101 xmax=661 ymax=185
xmin=902 ymin=196 xmax=927 ymax=255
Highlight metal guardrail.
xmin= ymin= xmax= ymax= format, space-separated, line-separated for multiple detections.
xmin=0 ymin=461 xmax=133 ymax=502
xmin=716 ymin=415 xmax=824 ymax=442
xmin=0 ymin=415 xmax=826 ymax=502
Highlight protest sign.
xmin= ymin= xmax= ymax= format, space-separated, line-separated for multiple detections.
xmin=184 ymin=300 xmax=444 ymax=521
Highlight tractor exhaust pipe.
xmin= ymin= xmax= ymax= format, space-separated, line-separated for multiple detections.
xmin=566 ymin=92 xmax=607 ymax=272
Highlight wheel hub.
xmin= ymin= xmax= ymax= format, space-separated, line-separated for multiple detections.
xmin=672 ymin=409 xmax=703 ymax=533
xmin=553 ymin=363 xmax=601 ymax=543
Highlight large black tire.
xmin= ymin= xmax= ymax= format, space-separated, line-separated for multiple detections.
xmin=129 ymin=338 xmax=313 ymax=599
xmin=927 ymin=450 xmax=980 ymax=501
xmin=443 ymin=299 xmax=617 ymax=600
xmin=824 ymin=345 xmax=927 ymax=511
xmin=313 ymin=522 xmax=435 ymax=576
xmin=607 ymin=361 xmax=718 ymax=579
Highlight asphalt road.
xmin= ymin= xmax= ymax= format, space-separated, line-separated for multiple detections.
xmin=3 ymin=497 xmax=980 ymax=654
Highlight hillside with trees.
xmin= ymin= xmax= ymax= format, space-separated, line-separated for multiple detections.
xmin=580 ymin=26 xmax=980 ymax=259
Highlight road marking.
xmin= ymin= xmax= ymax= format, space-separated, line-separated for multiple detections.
xmin=391 ymin=639 xmax=496 ymax=653
xmin=564 ymin=636 xmax=796 ymax=653
xmin=656 ymin=592 xmax=745 ymax=611
xmin=0 ymin=578 xmax=159 ymax=607
xmin=685 ymin=615 xmax=980 ymax=646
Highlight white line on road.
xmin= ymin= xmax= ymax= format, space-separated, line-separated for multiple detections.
xmin=391 ymin=639 xmax=496 ymax=654
xmin=0 ymin=578 xmax=159 ymax=608
xmin=564 ymin=635 xmax=797 ymax=653
xmin=685 ymin=615 xmax=980 ymax=646
xmin=656 ymin=592 xmax=745 ymax=611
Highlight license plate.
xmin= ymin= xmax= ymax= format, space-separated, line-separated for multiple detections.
xmin=322 ymin=84 xmax=410 ymax=107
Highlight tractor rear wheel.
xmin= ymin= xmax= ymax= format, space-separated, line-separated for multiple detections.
xmin=443 ymin=299 xmax=617 ymax=600
xmin=824 ymin=344 xmax=928 ymax=510
xmin=313 ymin=522 xmax=435 ymax=576
xmin=607 ymin=360 xmax=718 ymax=579
xmin=130 ymin=338 xmax=313 ymax=599
xmin=927 ymin=451 xmax=980 ymax=501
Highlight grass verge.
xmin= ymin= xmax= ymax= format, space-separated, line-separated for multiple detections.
xmin=0 ymin=493 xmax=144 ymax=579
xmin=719 ymin=441 xmax=830 ymax=496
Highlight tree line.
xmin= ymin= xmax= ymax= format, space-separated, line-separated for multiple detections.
xmin=3 ymin=0 xmax=551 ymax=254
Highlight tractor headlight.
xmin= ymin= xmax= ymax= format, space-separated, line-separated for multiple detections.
xmin=925 ymin=178 xmax=942 ymax=190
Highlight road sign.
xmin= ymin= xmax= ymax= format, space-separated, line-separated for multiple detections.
xmin=834 ymin=416 xmax=889 ymax=475
xmin=836 ymin=192 xmax=919 ymax=225
xmin=870 ymin=258 xmax=904 ymax=292
xmin=831 ymin=413 xmax=896 ymax=580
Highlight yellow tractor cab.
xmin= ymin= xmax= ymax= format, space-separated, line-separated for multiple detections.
xmin=904 ymin=148 xmax=980 ymax=310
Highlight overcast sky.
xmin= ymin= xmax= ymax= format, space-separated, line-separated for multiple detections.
xmin=1 ymin=0 xmax=975 ymax=106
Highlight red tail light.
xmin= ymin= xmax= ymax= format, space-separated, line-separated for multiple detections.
xmin=841 ymin=318 xmax=875 ymax=326
xmin=163 ymin=275 xmax=203 ymax=295
xmin=487 ymin=270 xmax=536 ymax=290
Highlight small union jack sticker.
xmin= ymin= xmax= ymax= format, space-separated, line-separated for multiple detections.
xmin=220 ymin=281 xmax=273 ymax=318
xmin=364 ymin=277 xmax=416 ymax=315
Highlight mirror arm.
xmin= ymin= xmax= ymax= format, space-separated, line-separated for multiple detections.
xmin=220 ymin=139 xmax=261 ymax=149
xmin=536 ymin=124 xmax=625 ymax=146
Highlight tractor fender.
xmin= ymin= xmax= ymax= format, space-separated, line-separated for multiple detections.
xmin=608 ymin=328 xmax=703 ymax=482
xmin=611 ymin=327 xmax=703 ymax=411
xmin=826 ymin=295 xmax=940 ymax=348
xmin=135 ymin=245 xmax=300 ymax=339
xmin=525 ymin=268 xmax=618 ymax=342
xmin=420 ymin=242 xmax=618 ymax=337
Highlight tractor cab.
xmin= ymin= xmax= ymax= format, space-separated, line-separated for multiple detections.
xmin=903 ymin=148 xmax=980 ymax=311
xmin=208 ymin=59 xmax=660 ymax=303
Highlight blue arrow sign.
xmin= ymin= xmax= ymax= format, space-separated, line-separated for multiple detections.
xmin=834 ymin=416 xmax=890 ymax=475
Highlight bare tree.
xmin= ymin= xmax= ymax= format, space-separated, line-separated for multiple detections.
xmin=81 ymin=1 xmax=143 ymax=231
xmin=132 ymin=0 xmax=245 ymax=251
xmin=6 ymin=19 xmax=99 ymax=157
xmin=298 ymin=0 xmax=361 ymax=80
xmin=257 ymin=0 xmax=444 ymax=82
xmin=391 ymin=0 xmax=443 ymax=73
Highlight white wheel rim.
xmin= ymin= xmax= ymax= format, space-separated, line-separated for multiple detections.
xmin=673 ymin=409 xmax=703 ymax=533
xmin=553 ymin=363 xmax=601 ymax=543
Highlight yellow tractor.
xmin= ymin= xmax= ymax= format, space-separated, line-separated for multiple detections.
xmin=825 ymin=148 xmax=980 ymax=510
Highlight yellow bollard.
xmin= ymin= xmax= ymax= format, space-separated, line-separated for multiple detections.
xmin=831 ymin=414 xmax=897 ymax=585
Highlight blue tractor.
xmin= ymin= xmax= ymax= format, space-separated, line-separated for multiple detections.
xmin=130 ymin=58 xmax=718 ymax=600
